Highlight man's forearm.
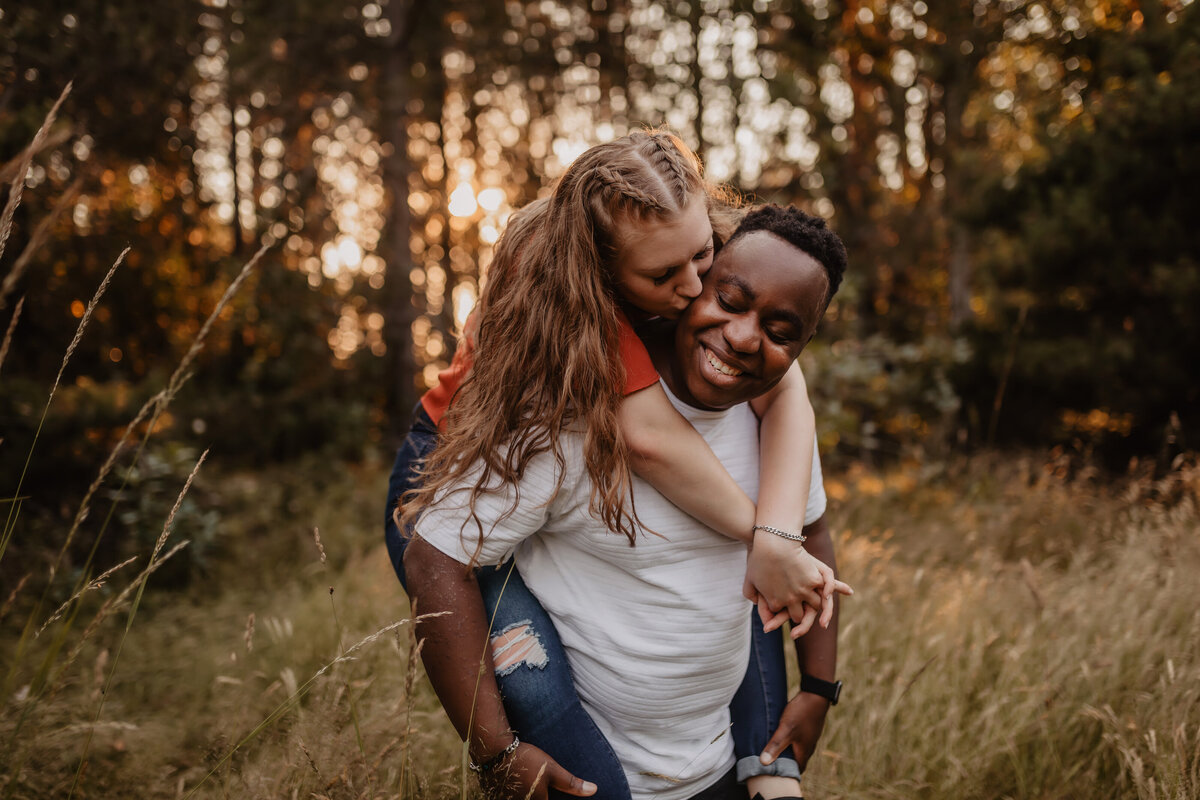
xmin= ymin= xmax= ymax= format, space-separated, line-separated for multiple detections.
xmin=757 ymin=515 xmax=840 ymax=770
xmin=795 ymin=516 xmax=839 ymax=681
xmin=404 ymin=536 xmax=515 ymax=762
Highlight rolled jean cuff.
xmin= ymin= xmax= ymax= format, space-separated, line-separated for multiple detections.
xmin=735 ymin=754 xmax=802 ymax=782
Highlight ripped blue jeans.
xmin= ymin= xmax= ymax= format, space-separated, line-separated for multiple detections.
xmin=384 ymin=404 xmax=799 ymax=799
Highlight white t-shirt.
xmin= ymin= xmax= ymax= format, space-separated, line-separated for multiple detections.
xmin=417 ymin=383 xmax=826 ymax=800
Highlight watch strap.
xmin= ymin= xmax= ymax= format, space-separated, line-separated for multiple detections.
xmin=800 ymin=674 xmax=842 ymax=705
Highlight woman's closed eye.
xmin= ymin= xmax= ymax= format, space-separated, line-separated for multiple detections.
xmin=652 ymin=246 xmax=712 ymax=285
xmin=652 ymin=267 xmax=678 ymax=286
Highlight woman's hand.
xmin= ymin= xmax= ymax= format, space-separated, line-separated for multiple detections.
xmin=744 ymin=533 xmax=852 ymax=637
xmin=477 ymin=741 xmax=598 ymax=800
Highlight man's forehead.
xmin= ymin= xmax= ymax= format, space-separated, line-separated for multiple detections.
xmin=714 ymin=272 xmax=755 ymax=298
xmin=713 ymin=236 xmax=826 ymax=313
xmin=712 ymin=231 xmax=777 ymax=277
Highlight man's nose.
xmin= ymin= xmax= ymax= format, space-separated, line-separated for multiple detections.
xmin=723 ymin=315 xmax=759 ymax=354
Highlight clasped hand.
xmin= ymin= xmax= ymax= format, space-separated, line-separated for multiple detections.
xmin=743 ymin=535 xmax=852 ymax=637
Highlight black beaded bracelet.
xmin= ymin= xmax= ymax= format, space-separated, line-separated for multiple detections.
xmin=468 ymin=735 xmax=520 ymax=774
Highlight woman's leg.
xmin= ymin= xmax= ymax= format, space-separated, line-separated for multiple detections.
xmin=477 ymin=562 xmax=631 ymax=800
xmin=384 ymin=406 xmax=629 ymax=799
xmin=383 ymin=404 xmax=440 ymax=589
xmin=730 ymin=609 xmax=803 ymax=789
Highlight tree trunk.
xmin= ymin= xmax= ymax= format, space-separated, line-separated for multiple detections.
xmin=941 ymin=53 xmax=975 ymax=331
xmin=949 ymin=222 xmax=971 ymax=328
xmin=382 ymin=0 xmax=420 ymax=432
xmin=689 ymin=1 xmax=706 ymax=160
xmin=228 ymin=96 xmax=246 ymax=256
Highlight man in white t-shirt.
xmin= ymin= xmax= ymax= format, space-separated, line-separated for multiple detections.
xmin=406 ymin=206 xmax=846 ymax=800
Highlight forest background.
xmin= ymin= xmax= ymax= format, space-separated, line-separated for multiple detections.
xmin=1 ymin=1 xmax=1198 ymax=798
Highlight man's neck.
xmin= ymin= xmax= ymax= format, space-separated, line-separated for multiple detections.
xmin=639 ymin=318 xmax=680 ymax=390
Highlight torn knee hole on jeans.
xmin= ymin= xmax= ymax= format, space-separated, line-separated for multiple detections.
xmin=490 ymin=620 xmax=549 ymax=676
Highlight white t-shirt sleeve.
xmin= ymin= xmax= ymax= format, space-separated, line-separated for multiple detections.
xmin=804 ymin=436 xmax=827 ymax=525
xmin=414 ymin=442 xmax=575 ymax=567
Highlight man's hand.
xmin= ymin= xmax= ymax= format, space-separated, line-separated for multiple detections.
xmin=405 ymin=541 xmax=594 ymax=800
xmin=757 ymin=691 xmax=830 ymax=773
xmin=744 ymin=533 xmax=852 ymax=637
xmin=478 ymin=742 xmax=597 ymax=800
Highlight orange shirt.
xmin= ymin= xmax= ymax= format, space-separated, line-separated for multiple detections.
xmin=420 ymin=310 xmax=659 ymax=426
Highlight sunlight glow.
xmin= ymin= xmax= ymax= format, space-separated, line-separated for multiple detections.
xmin=336 ymin=236 xmax=363 ymax=270
xmin=453 ymin=282 xmax=478 ymax=330
xmin=448 ymin=183 xmax=478 ymax=217
xmin=477 ymin=187 xmax=506 ymax=212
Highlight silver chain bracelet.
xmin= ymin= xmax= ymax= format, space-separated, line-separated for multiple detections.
xmin=752 ymin=523 xmax=807 ymax=544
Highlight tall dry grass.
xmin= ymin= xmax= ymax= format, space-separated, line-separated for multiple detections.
xmin=0 ymin=83 xmax=71 ymax=280
xmin=1 ymin=94 xmax=433 ymax=799
xmin=0 ymin=94 xmax=426 ymax=799
xmin=800 ymin=454 xmax=1200 ymax=799
xmin=9 ymin=439 xmax=1194 ymax=799
xmin=0 ymin=461 xmax=454 ymax=800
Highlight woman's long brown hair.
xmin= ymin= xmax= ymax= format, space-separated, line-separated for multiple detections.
xmin=402 ymin=130 xmax=740 ymax=558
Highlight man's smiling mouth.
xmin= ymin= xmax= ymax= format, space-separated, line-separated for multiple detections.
xmin=704 ymin=346 xmax=743 ymax=377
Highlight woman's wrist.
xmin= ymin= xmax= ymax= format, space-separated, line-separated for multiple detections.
xmin=752 ymin=523 xmax=808 ymax=545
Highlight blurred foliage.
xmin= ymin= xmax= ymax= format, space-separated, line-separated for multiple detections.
xmin=963 ymin=5 xmax=1200 ymax=460
xmin=107 ymin=443 xmax=221 ymax=587
xmin=805 ymin=333 xmax=969 ymax=463
xmin=0 ymin=376 xmax=202 ymax=588
xmin=0 ymin=0 xmax=1196 ymax=492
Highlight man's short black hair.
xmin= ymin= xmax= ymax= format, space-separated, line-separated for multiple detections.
xmin=727 ymin=204 xmax=847 ymax=307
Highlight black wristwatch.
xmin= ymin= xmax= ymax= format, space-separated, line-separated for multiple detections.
xmin=800 ymin=674 xmax=842 ymax=706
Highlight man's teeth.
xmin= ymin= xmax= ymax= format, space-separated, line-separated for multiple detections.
xmin=705 ymin=348 xmax=742 ymax=377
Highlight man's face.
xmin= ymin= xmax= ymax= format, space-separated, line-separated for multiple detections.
xmin=672 ymin=231 xmax=830 ymax=410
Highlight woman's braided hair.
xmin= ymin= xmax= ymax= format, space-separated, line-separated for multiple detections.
xmin=403 ymin=130 xmax=739 ymax=554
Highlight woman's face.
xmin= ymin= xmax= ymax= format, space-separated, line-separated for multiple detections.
xmin=609 ymin=192 xmax=714 ymax=321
